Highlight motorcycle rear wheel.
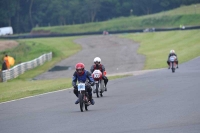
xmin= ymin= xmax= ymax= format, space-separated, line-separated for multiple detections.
xmin=85 ymin=104 xmax=88 ymax=111
xmin=172 ymin=68 xmax=175 ymax=73
xmin=96 ymin=83 xmax=99 ymax=98
xmin=171 ymin=62 xmax=175 ymax=73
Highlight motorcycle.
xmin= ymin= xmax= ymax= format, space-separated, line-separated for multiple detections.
xmin=92 ymin=70 xmax=106 ymax=98
xmin=77 ymin=82 xmax=90 ymax=112
xmin=169 ymin=55 xmax=177 ymax=73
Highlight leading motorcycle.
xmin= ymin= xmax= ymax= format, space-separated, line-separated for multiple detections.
xmin=77 ymin=82 xmax=91 ymax=112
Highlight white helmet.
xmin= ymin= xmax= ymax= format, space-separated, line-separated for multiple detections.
xmin=94 ymin=57 xmax=101 ymax=63
xmin=170 ymin=50 xmax=175 ymax=54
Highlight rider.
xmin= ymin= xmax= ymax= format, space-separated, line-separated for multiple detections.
xmin=90 ymin=57 xmax=108 ymax=91
xmin=167 ymin=50 xmax=179 ymax=69
xmin=72 ymin=63 xmax=95 ymax=105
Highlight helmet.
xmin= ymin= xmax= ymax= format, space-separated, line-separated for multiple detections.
xmin=170 ymin=50 xmax=175 ymax=54
xmin=75 ymin=63 xmax=85 ymax=75
xmin=94 ymin=57 xmax=101 ymax=63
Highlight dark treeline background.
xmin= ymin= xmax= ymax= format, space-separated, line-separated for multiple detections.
xmin=0 ymin=0 xmax=199 ymax=33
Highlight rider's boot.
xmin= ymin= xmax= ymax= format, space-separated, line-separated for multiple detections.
xmin=90 ymin=99 xmax=95 ymax=105
xmin=100 ymin=90 xmax=103 ymax=97
xmin=75 ymin=93 xmax=79 ymax=104
xmin=104 ymin=79 xmax=108 ymax=91
xmin=176 ymin=61 xmax=179 ymax=68
xmin=75 ymin=99 xmax=79 ymax=104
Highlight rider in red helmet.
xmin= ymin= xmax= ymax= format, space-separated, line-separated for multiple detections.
xmin=72 ymin=63 xmax=95 ymax=105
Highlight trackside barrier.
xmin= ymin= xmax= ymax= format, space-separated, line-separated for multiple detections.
xmin=1 ymin=52 xmax=52 ymax=82
xmin=1 ymin=26 xmax=200 ymax=39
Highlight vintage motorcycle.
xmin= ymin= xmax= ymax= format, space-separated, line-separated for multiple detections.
xmin=92 ymin=70 xmax=106 ymax=98
xmin=169 ymin=55 xmax=177 ymax=73
xmin=77 ymin=82 xmax=91 ymax=112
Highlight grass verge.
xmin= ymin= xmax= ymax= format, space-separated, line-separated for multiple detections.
xmin=1 ymin=37 xmax=81 ymax=80
xmin=1 ymin=29 xmax=200 ymax=103
xmin=0 ymin=36 xmax=82 ymax=102
xmin=121 ymin=30 xmax=200 ymax=69
xmin=0 ymin=75 xmax=131 ymax=103
xmin=32 ymin=4 xmax=200 ymax=34
xmin=0 ymin=78 xmax=71 ymax=103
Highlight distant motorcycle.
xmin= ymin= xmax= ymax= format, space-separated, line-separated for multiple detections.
xmin=77 ymin=82 xmax=90 ymax=112
xmin=169 ymin=55 xmax=177 ymax=73
xmin=92 ymin=70 xmax=106 ymax=98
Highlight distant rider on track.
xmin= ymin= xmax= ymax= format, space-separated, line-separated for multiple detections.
xmin=167 ymin=50 xmax=179 ymax=69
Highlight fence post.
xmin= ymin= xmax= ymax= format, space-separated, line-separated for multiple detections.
xmin=0 ymin=70 xmax=2 ymax=82
xmin=1 ymin=52 xmax=52 ymax=82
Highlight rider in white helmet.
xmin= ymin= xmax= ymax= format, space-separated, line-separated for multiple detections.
xmin=90 ymin=57 xmax=108 ymax=92
xmin=167 ymin=50 xmax=179 ymax=69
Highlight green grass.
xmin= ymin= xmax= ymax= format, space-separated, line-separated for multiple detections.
xmin=1 ymin=30 xmax=200 ymax=103
xmin=0 ymin=36 xmax=83 ymax=102
xmin=32 ymin=4 xmax=200 ymax=34
xmin=121 ymin=30 xmax=200 ymax=69
xmin=108 ymin=74 xmax=132 ymax=80
xmin=1 ymin=37 xmax=81 ymax=79
xmin=155 ymin=4 xmax=200 ymax=16
xmin=0 ymin=78 xmax=71 ymax=103
xmin=0 ymin=74 xmax=131 ymax=103
xmin=1 ymin=4 xmax=200 ymax=102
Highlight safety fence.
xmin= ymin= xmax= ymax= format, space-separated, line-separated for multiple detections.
xmin=0 ymin=52 xmax=52 ymax=82
xmin=1 ymin=26 xmax=200 ymax=39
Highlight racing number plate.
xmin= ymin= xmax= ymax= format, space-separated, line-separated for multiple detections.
xmin=78 ymin=83 xmax=85 ymax=91
xmin=94 ymin=73 xmax=100 ymax=78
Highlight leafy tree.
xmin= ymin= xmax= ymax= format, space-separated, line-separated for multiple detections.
xmin=0 ymin=0 xmax=199 ymax=33
xmin=0 ymin=0 xmax=18 ymax=26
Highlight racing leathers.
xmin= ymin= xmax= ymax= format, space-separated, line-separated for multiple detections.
xmin=167 ymin=53 xmax=179 ymax=68
xmin=72 ymin=70 xmax=95 ymax=105
xmin=90 ymin=64 xmax=108 ymax=91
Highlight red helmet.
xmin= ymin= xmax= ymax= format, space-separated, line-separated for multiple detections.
xmin=75 ymin=63 xmax=85 ymax=75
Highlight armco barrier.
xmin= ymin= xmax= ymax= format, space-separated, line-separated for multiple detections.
xmin=1 ymin=52 xmax=52 ymax=82
xmin=1 ymin=26 xmax=200 ymax=39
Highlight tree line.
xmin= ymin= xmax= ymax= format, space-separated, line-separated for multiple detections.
xmin=0 ymin=0 xmax=199 ymax=33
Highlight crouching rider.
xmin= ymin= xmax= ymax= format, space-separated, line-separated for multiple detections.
xmin=72 ymin=62 xmax=95 ymax=105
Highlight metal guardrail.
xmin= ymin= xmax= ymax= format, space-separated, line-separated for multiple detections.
xmin=1 ymin=26 xmax=200 ymax=39
xmin=1 ymin=52 xmax=52 ymax=82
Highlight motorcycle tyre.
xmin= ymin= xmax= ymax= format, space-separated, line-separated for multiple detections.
xmin=96 ymin=83 xmax=99 ymax=98
xmin=79 ymin=94 xmax=84 ymax=112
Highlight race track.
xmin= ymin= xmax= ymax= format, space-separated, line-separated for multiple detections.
xmin=34 ymin=35 xmax=145 ymax=80
xmin=0 ymin=56 xmax=200 ymax=133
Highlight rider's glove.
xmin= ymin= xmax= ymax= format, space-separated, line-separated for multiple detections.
xmin=85 ymin=83 xmax=91 ymax=88
xmin=90 ymin=82 xmax=94 ymax=86
xmin=73 ymin=85 xmax=78 ymax=89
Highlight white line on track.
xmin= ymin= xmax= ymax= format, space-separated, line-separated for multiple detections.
xmin=0 ymin=69 xmax=163 ymax=105
xmin=0 ymin=88 xmax=72 ymax=105
xmin=1 ymin=56 xmax=199 ymax=105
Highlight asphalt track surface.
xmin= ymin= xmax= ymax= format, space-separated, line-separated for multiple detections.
xmin=0 ymin=56 xmax=200 ymax=133
xmin=34 ymin=35 xmax=145 ymax=80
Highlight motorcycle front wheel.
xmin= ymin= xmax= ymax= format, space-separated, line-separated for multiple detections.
xmin=79 ymin=94 xmax=84 ymax=112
